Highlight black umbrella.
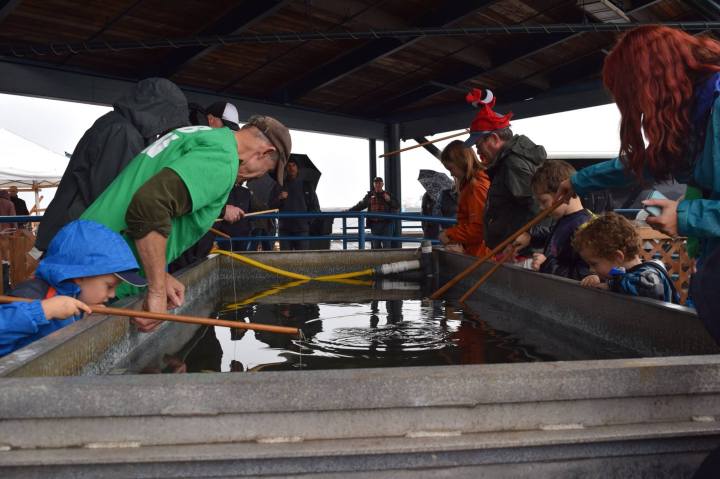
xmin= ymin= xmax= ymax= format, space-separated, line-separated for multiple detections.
xmin=247 ymin=173 xmax=280 ymax=206
xmin=289 ymin=153 xmax=321 ymax=191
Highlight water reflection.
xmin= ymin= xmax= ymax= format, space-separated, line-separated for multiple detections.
xmin=252 ymin=304 xmax=322 ymax=349
xmin=156 ymin=297 xmax=558 ymax=374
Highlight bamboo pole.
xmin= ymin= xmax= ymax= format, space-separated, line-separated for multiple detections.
xmin=430 ymin=199 xmax=564 ymax=300
xmin=214 ymin=208 xmax=279 ymax=222
xmin=209 ymin=227 xmax=230 ymax=238
xmin=0 ymin=295 xmax=299 ymax=335
xmin=459 ymin=247 xmax=516 ymax=303
xmin=379 ymin=130 xmax=469 ymax=158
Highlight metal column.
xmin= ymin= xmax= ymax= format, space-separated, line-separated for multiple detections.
xmin=384 ymin=123 xmax=402 ymax=248
xmin=368 ymin=139 xmax=377 ymax=189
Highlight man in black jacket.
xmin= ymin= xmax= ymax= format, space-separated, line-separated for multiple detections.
xmin=271 ymin=158 xmax=319 ymax=250
xmin=464 ymin=88 xmax=546 ymax=254
xmin=349 ymin=177 xmax=399 ymax=249
xmin=36 ymin=78 xmax=189 ymax=251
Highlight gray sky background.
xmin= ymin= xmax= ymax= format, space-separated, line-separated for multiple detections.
xmin=0 ymin=92 xmax=622 ymax=210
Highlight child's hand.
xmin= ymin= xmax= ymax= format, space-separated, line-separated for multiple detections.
xmin=580 ymin=274 xmax=609 ymax=290
xmin=41 ymin=296 xmax=92 ymax=320
xmin=512 ymin=232 xmax=531 ymax=250
xmin=531 ymin=252 xmax=546 ymax=271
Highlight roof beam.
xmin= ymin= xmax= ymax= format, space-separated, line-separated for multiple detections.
xmin=145 ymin=1 xmax=289 ymax=78
xmin=684 ymin=0 xmax=720 ymax=20
xmin=271 ymin=0 xmax=495 ymax=103
xmin=398 ymin=80 xmax=611 ymax=139
xmin=389 ymin=49 xmax=612 ymax=138
xmin=0 ymin=59 xmax=386 ymax=139
xmin=0 ymin=0 xmax=20 ymax=24
xmin=371 ymin=0 xmax=660 ymax=114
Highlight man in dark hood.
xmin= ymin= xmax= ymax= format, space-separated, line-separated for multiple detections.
xmin=464 ymin=88 xmax=546 ymax=251
xmin=36 ymin=78 xmax=189 ymax=251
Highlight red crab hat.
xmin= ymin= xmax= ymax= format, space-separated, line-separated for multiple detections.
xmin=464 ymin=88 xmax=513 ymax=147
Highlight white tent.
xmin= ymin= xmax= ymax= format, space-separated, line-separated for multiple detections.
xmin=0 ymin=128 xmax=69 ymax=212
xmin=0 ymin=128 xmax=68 ymax=189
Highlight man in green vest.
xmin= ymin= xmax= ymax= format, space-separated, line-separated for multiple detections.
xmin=82 ymin=115 xmax=291 ymax=331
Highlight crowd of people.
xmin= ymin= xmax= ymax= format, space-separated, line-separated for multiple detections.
xmin=432 ymin=25 xmax=719 ymax=347
xmin=1 ymin=25 xmax=719 ymax=356
xmin=1 ymin=78 xmax=292 ymax=349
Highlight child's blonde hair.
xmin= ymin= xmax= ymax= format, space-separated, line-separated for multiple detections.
xmin=440 ymin=140 xmax=485 ymax=189
xmin=572 ymin=212 xmax=641 ymax=259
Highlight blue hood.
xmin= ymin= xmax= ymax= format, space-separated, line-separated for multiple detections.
xmin=35 ymin=220 xmax=139 ymax=295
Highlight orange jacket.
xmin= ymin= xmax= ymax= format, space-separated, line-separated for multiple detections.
xmin=444 ymin=170 xmax=491 ymax=257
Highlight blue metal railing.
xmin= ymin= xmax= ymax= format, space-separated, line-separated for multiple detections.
xmin=212 ymin=211 xmax=456 ymax=250
xmin=0 ymin=208 xmax=647 ymax=251
xmin=2 ymin=216 xmax=43 ymax=223
xmin=1 ymin=212 xmax=456 ymax=250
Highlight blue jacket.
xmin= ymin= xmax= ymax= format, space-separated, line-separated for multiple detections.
xmin=0 ymin=220 xmax=139 ymax=357
xmin=608 ymin=261 xmax=681 ymax=304
xmin=571 ymin=73 xmax=720 ymax=266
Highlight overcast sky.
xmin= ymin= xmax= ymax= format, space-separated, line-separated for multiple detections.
xmin=0 ymin=92 xmax=622 ymax=210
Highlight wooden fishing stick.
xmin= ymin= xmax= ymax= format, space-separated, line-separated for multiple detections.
xmin=246 ymin=208 xmax=279 ymax=217
xmin=430 ymin=198 xmax=564 ymax=300
xmin=459 ymin=246 xmax=517 ymax=303
xmin=214 ymin=208 xmax=279 ymax=222
xmin=379 ymin=130 xmax=470 ymax=158
xmin=209 ymin=227 xmax=230 ymax=238
xmin=0 ymin=295 xmax=299 ymax=335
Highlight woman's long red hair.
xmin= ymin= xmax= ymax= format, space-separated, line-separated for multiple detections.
xmin=603 ymin=26 xmax=720 ymax=180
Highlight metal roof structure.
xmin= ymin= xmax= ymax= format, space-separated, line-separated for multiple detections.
xmin=0 ymin=0 xmax=717 ymax=139
xmin=0 ymin=0 xmax=717 ymax=200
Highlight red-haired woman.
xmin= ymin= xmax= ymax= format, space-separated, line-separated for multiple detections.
xmin=556 ymin=26 xmax=720 ymax=341
xmin=438 ymin=140 xmax=491 ymax=257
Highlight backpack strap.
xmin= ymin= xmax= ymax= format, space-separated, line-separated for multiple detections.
xmin=641 ymin=260 xmax=681 ymax=304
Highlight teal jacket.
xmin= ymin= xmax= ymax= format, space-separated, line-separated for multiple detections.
xmin=571 ymin=73 xmax=720 ymax=265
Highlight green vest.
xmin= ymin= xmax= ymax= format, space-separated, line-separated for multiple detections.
xmin=82 ymin=126 xmax=239 ymax=296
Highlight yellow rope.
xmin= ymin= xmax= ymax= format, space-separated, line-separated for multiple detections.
xmin=212 ymin=249 xmax=311 ymax=280
xmin=221 ymin=279 xmax=310 ymax=311
xmin=213 ymin=249 xmax=374 ymax=282
xmin=212 ymin=249 xmax=377 ymax=312
xmin=315 ymin=278 xmax=374 ymax=286
xmin=314 ymin=269 xmax=374 ymax=281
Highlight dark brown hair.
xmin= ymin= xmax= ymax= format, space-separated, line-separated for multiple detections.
xmin=531 ymin=160 xmax=576 ymax=195
xmin=572 ymin=212 xmax=640 ymax=259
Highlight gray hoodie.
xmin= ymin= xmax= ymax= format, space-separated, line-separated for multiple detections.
xmin=36 ymin=78 xmax=188 ymax=250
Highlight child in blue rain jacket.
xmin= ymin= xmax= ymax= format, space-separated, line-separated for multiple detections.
xmin=572 ymin=213 xmax=680 ymax=304
xmin=0 ymin=220 xmax=146 ymax=357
